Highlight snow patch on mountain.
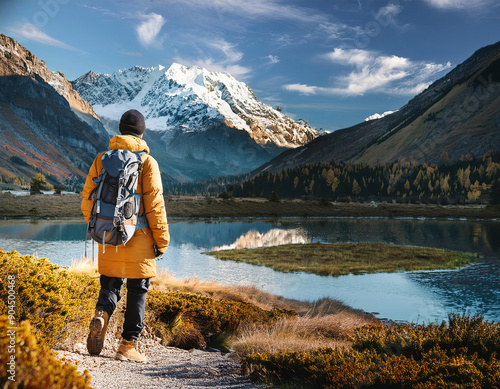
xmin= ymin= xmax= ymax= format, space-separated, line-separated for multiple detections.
xmin=364 ymin=110 xmax=397 ymax=122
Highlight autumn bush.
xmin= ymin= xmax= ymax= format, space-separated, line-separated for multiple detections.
xmin=242 ymin=314 xmax=500 ymax=388
xmin=0 ymin=249 xmax=99 ymax=348
xmin=0 ymin=316 xmax=92 ymax=389
xmin=146 ymin=290 xmax=296 ymax=350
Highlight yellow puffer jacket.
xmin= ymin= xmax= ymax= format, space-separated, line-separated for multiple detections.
xmin=81 ymin=135 xmax=170 ymax=279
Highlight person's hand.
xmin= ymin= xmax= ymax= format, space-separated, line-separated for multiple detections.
xmin=154 ymin=244 xmax=164 ymax=258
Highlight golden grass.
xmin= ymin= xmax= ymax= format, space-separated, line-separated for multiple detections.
xmin=233 ymin=311 xmax=376 ymax=356
xmin=242 ymin=314 xmax=500 ymax=388
xmin=69 ymin=259 xmax=379 ymax=322
xmin=151 ymin=268 xmax=374 ymax=319
xmin=150 ymin=268 xmax=379 ymax=354
xmin=205 ymin=242 xmax=476 ymax=276
xmin=68 ymin=256 xmax=99 ymax=277
xmin=68 ymin=257 xmax=379 ymax=355
xmin=152 ymin=269 xmax=292 ymax=310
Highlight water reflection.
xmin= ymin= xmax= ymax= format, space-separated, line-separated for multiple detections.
xmin=0 ymin=222 xmax=85 ymax=241
xmin=0 ymin=218 xmax=498 ymax=322
xmin=212 ymin=228 xmax=310 ymax=250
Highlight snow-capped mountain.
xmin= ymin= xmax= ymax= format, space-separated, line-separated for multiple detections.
xmin=73 ymin=63 xmax=317 ymax=147
xmin=72 ymin=64 xmax=318 ymax=181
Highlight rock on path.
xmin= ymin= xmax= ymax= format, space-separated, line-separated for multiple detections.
xmin=56 ymin=338 xmax=260 ymax=389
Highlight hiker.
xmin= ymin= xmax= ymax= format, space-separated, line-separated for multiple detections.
xmin=81 ymin=109 xmax=170 ymax=362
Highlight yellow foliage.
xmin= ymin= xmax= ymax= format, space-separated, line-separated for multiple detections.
xmin=0 ymin=316 xmax=91 ymax=389
xmin=0 ymin=249 xmax=99 ymax=348
xmin=243 ymin=314 xmax=500 ymax=388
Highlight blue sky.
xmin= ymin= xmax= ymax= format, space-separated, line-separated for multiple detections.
xmin=1 ymin=0 xmax=499 ymax=132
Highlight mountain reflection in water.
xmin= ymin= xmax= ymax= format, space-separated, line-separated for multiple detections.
xmin=211 ymin=228 xmax=310 ymax=250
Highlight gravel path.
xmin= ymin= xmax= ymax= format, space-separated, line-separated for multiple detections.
xmin=56 ymin=337 xmax=260 ymax=389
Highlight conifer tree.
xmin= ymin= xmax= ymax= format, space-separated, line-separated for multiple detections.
xmin=352 ymin=179 xmax=361 ymax=197
xmin=30 ymin=173 xmax=48 ymax=194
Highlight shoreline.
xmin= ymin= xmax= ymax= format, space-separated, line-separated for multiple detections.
xmin=1 ymin=193 xmax=499 ymax=220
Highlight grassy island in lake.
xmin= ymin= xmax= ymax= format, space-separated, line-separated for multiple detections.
xmin=205 ymin=242 xmax=476 ymax=276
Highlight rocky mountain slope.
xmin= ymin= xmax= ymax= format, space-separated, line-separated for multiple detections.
xmin=72 ymin=64 xmax=318 ymax=181
xmin=258 ymin=40 xmax=500 ymax=173
xmin=0 ymin=34 xmax=108 ymax=188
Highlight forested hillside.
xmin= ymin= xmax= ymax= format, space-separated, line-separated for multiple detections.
xmin=166 ymin=153 xmax=500 ymax=204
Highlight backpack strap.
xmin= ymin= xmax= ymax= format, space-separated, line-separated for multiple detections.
xmin=88 ymin=169 xmax=107 ymax=229
xmin=134 ymin=151 xmax=149 ymax=231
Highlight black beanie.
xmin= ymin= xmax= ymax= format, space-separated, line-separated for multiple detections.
xmin=119 ymin=109 xmax=146 ymax=136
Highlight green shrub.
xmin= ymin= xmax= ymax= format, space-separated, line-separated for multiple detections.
xmin=0 ymin=316 xmax=92 ymax=389
xmin=0 ymin=250 xmax=99 ymax=347
xmin=242 ymin=314 xmax=500 ymax=388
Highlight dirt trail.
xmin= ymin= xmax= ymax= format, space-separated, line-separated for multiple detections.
xmin=57 ymin=337 xmax=259 ymax=389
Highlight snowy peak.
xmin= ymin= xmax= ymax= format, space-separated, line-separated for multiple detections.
xmin=72 ymin=63 xmax=318 ymax=148
xmin=73 ymin=65 xmax=164 ymax=107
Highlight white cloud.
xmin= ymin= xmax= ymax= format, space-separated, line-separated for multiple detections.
xmin=283 ymin=83 xmax=320 ymax=95
xmin=318 ymin=4 xmax=408 ymax=42
xmin=423 ymin=0 xmax=494 ymax=9
xmin=372 ymin=4 xmax=409 ymax=29
xmin=318 ymin=22 xmax=363 ymax=40
xmin=176 ymin=0 xmax=326 ymax=23
xmin=339 ymin=55 xmax=411 ymax=95
xmin=205 ymin=39 xmax=243 ymax=63
xmin=174 ymin=56 xmax=251 ymax=80
xmin=325 ymin=48 xmax=375 ymax=66
xmin=175 ymin=38 xmax=252 ymax=79
xmin=267 ymin=55 xmax=280 ymax=65
xmin=136 ymin=13 xmax=165 ymax=47
xmin=323 ymin=48 xmax=411 ymax=95
xmin=284 ymin=48 xmax=452 ymax=97
xmin=79 ymin=4 xmax=122 ymax=18
xmin=7 ymin=23 xmax=80 ymax=51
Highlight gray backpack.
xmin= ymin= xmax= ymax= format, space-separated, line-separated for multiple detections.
xmin=88 ymin=149 xmax=149 ymax=248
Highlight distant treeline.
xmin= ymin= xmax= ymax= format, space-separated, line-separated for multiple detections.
xmin=165 ymin=153 xmax=500 ymax=204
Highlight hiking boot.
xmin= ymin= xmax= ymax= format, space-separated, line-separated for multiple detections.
xmin=87 ymin=310 xmax=109 ymax=356
xmin=115 ymin=338 xmax=148 ymax=362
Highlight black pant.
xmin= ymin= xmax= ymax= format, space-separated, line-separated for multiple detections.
xmin=96 ymin=275 xmax=151 ymax=341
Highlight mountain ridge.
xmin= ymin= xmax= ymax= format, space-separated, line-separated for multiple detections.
xmin=0 ymin=34 xmax=107 ymax=137
xmin=0 ymin=34 xmax=108 ymax=188
xmin=258 ymin=40 xmax=500 ymax=174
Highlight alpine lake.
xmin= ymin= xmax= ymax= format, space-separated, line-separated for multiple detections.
xmin=0 ymin=216 xmax=498 ymax=323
